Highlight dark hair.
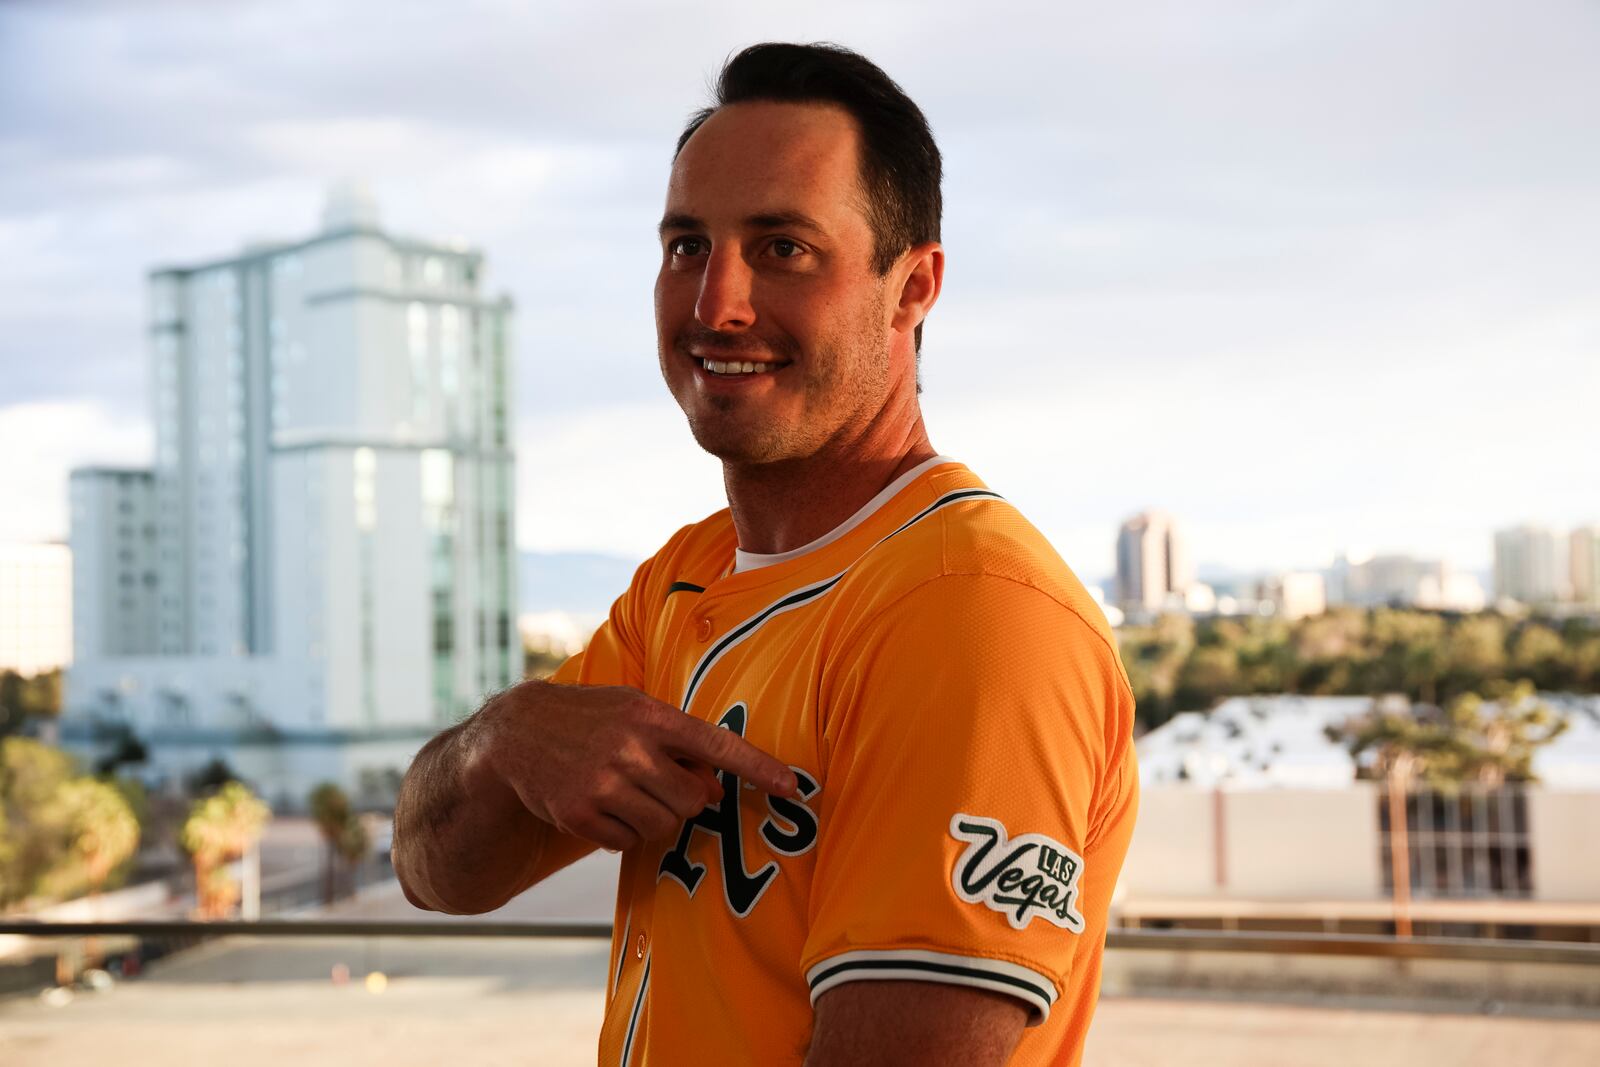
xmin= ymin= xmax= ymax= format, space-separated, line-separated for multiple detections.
xmin=675 ymin=42 xmax=942 ymax=351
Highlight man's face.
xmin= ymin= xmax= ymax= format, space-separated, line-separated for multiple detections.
xmin=655 ymin=101 xmax=900 ymax=466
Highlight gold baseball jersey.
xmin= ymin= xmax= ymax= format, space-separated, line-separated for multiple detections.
xmin=535 ymin=457 xmax=1139 ymax=1065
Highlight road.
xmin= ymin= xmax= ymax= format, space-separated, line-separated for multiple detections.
xmin=4 ymin=926 xmax=1600 ymax=1065
xmin=6 ymin=853 xmax=1599 ymax=1065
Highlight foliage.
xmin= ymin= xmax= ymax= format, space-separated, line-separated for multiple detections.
xmin=309 ymin=783 xmax=369 ymax=861
xmin=308 ymin=782 xmax=370 ymax=904
xmin=523 ymin=645 xmax=568 ymax=680
xmin=45 ymin=778 xmax=141 ymax=896
xmin=1120 ymin=609 xmax=1600 ymax=729
xmin=185 ymin=757 xmax=241 ymax=797
xmin=1326 ymin=682 xmax=1569 ymax=788
xmin=0 ymin=669 xmax=62 ymax=738
xmin=181 ymin=781 xmax=270 ymax=918
xmin=93 ymin=723 xmax=149 ymax=776
xmin=0 ymin=738 xmax=145 ymax=910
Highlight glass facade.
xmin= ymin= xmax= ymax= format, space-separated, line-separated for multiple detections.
xmin=421 ymin=448 xmax=455 ymax=722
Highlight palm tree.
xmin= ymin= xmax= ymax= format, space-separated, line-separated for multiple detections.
xmin=50 ymin=778 xmax=140 ymax=971
xmin=308 ymin=783 xmax=369 ymax=903
xmin=181 ymin=781 xmax=270 ymax=918
xmin=53 ymin=779 xmax=140 ymax=900
xmin=1330 ymin=682 xmax=1567 ymax=789
xmin=1328 ymin=683 xmax=1569 ymax=937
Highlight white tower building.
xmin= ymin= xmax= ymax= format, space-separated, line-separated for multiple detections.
xmin=67 ymin=469 xmax=161 ymax=660
xmin=65 ymin=188 xmax=518 ymax=803
xmin=1493 ymin=525 xmax=1567 ymax=606
xmin=1571 ymin=525 xmax=1600 ymax=608
xmin=1115 ymin=510 xmax=1193 ymax=615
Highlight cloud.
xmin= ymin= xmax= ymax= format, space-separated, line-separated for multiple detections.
xmin=0 ymin=401 xmax=153 ymax=544
xmin=1 ymin=0 xmax=1597 ymax=577
xmin=515 ymin=399 xmax=726 ymax=560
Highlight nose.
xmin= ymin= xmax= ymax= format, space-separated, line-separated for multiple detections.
xmin=695 ymin=246 xmax=755 ymax=332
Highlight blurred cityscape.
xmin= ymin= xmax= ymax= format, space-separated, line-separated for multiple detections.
xmin=3 ymin=3 xmax=1600 ymax=1063
xmin=1 ymin=191 xmax=1596 ymax=1064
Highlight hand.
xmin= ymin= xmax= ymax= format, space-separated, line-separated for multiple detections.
xmin=473 ymin=681 xmax=799 ymax=852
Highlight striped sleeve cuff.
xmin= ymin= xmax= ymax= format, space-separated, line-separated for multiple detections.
xmin=805 ymin=949 xmax=1058 ymax=1026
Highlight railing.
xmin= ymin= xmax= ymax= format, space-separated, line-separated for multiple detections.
xmin=3 ymin=919 xmax=1597 ymax=966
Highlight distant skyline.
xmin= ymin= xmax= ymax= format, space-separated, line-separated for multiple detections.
xmin=3 ymin=0 xmax=1597 ymax=579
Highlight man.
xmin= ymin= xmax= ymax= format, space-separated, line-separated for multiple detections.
xmin=394 ymin=42 xmax=1138 ymax=1066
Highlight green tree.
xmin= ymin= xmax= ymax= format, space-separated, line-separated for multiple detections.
xmin=46 ymin=779 xmax=140 ymax=900
xmin=0 ymin=739 xmax=148 ymax=910
xmin=524 ymin=645 xmax=568 ymax=680
xmin=0 ymin=738 xmax=78 ymax=908
xmin=1328 ymin=682 xmax=1568 ymax=788
xmin=0 ymin=669 xmax=62 ymax=738
xmin=1173 ymin=645 xmax=1240 ymax=710
xmin=181 ymin=781 xmax=270 ymax=918
xmin=1444 ymin=614 xmax=1507 ymax=696
xmin=308 ymin=782 xmax=370 ymax=903
xmin=1511 ymin=623 xmax=1569 ymax=690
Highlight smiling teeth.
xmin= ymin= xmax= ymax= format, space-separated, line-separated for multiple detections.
xmin=701 ymin=359 xmax=771 ymax=375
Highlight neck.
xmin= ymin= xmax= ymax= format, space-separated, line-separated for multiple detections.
xmin=723 ymin=412 xmax=937 ymax=556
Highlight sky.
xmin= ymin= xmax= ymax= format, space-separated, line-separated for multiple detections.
xmin=1 ymin=0 xmax=1596 ymax=582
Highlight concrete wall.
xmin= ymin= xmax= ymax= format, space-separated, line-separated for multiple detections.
xmin=1120 ymin=786 xmax=1218 ymax=897
xmin=1223 ymin=785 xmax=1382 ymax=899
xmin=1123 ymin=784 xmax=1600 ymax=904
xmin=1529 ymin=789 xmax=1600 ymax=900
xmin=1123 ymin=783 xmax=1382 ymax=901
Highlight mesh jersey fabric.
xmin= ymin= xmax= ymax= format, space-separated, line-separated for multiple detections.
xmin=529 ymin=460 xmax=1138 ymax=1066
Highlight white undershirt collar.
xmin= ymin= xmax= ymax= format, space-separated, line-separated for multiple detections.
xmin=732 ymin=455 xmax=958 ymax=574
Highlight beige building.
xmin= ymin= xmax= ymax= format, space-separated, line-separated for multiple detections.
xmin=1118 ymin=784 xmax=1600 ymax=935
xmin=1260 ymin=571 xmax=1326 ymax=621
xmin=1115 ymin=510 xmax=1192 ymax=614
xmin=1572 ymin=525 xmax=1600 ymax=607
xmin=0 ymin=542 xmax=73 ymax=675
xmin=1494 ymin=524 xmax=1568 ymax=605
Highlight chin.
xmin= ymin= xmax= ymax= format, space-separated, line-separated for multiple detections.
xmin=686 ymin=417 xmax=797 ymax=466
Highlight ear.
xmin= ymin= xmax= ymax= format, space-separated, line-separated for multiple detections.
xmin=890 ymin=241 xmax=944 ymax=338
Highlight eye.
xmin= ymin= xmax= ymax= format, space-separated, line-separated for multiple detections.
xmin=769 ymin=238 xmax=802 ymax=258
xmin=668 ymin=236 xmax=707 ymax=257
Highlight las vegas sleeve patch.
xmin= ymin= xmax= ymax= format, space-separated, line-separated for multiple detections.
xmin=949 ymin=813 xmax=1086 ymax=933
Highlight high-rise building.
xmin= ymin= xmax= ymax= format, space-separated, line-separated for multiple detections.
xmin=1260 ymin=571 xmax=1327 ymax=621
xmin=0 ymin=542 xmax=73 ymax=676
xmin=1493 ymin=525 xmax=1567 ymax=606
xmin=1327 ymin=552 xmax=1483 ymax=611
xmin=1115 ymin=510 xmax=1192 ymax=614
xmin=65 ymin=187 xmax=519 ymax=802
xmin=1572 ymin=525 xmax=1600 ymax=607
xmin=68 ymin=469 xmax=160 ymax=659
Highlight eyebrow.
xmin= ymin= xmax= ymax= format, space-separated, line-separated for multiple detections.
xmin=657 ymin=210 xmax=828 ymax=237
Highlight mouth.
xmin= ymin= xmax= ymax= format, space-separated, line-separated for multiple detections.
xmin=693 ymin=356 xmax=788 ymax=378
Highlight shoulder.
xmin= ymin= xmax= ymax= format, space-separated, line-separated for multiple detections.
xmin=833 ymin=489 xmax=1121 ymax=669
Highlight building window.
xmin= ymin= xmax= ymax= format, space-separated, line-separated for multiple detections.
xmin=1379 ymin=785 xmax=1532 ymax=899
xmin=353 ymin=448 xmax=377 ymax=530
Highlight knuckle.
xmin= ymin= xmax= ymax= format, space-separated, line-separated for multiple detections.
xmin=591 ymin=767 xmax=623 ymax=800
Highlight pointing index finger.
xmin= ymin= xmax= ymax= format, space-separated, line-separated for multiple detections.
xmin=659 ymin=712 xmax=797 ymax=796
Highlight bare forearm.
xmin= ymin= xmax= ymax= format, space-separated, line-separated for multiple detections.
xmin=392 ymin=700 xmax=548 ymax=914
xmin=393 ymin=676 xmax=787 ymax=912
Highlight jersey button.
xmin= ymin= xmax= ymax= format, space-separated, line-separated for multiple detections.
xmin=694 ymin=616 xmax=712 ymax=642
xmin=635 ymin=931 xmax=648 ymax=959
